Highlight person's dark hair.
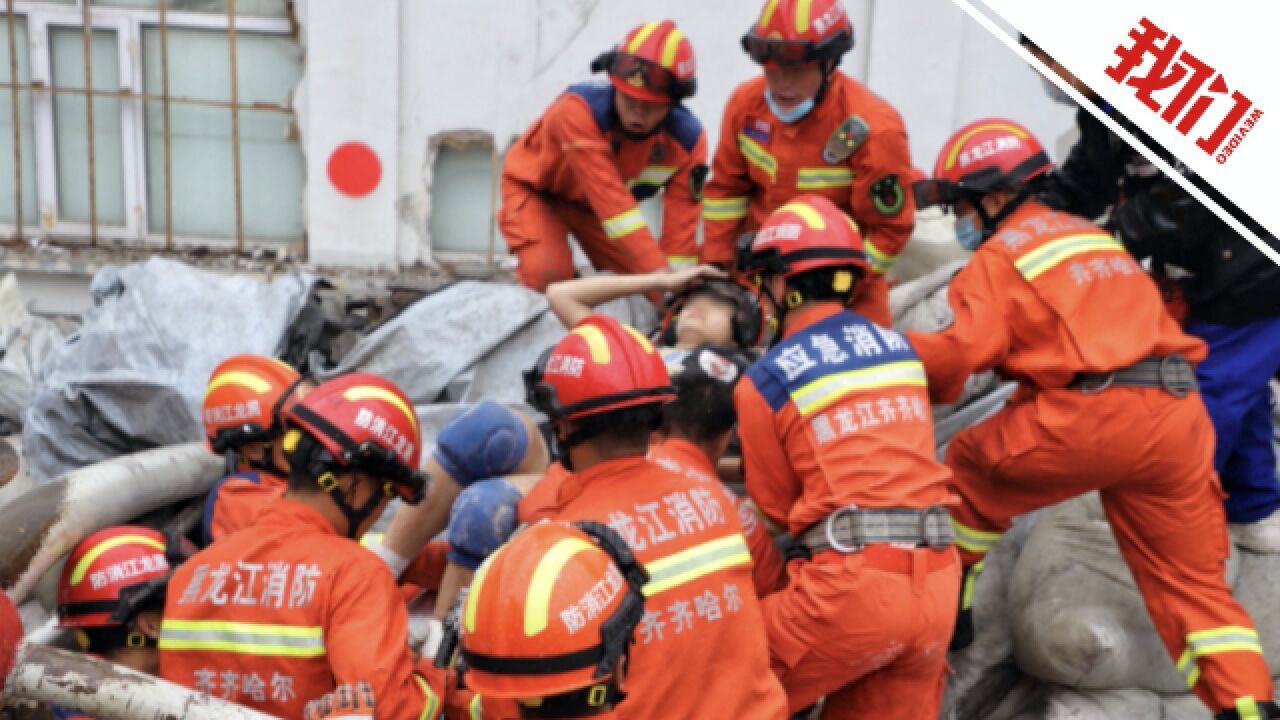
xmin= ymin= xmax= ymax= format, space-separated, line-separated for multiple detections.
xmin=571 ymin=404 xmax=663 ymax=451
xmin=786 ymin=266 xmax=861 ymax=305
xmin=664 ymin=368 xmax=738 ymax=444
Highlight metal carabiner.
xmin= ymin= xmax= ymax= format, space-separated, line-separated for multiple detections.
xmin=824 ymin=504 xmax=864 ymax=554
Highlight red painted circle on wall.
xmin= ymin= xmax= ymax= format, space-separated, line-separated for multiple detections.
xmin=327 ymin=142 xmax=382 ymax=197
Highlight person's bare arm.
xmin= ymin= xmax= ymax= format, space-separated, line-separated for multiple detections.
xmin=545 ymin=266 xmax=728 ymax=329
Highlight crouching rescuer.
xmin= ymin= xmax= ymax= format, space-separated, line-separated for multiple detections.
xmin=159 ymin=373 xmax=444 ymax=719
xmin=910 ymin=118 xmax=1276 ymax=720
xmin=735 ymin=195 xmax=960 ymax=719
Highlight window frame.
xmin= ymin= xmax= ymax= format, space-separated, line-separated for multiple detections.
xmin=3 ymin=1 xmax=296 ymax=250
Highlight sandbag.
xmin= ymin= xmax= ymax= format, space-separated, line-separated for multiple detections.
xmin=21 ymin=258 xmax=316 ymax=480
xmin=1010 ymin=493 xmax=1240 ymax=693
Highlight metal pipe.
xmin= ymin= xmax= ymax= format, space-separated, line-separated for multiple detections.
xmin=3 ymin=643 xmax=276 ymax=720
xmin=227 ymin=0 xmax=244 ymax=252
xmin=0 ymin=443 xmax=224 ymax=606
xmin=158 ymin=0 xmax=173 ymax=250
xmin=0 ymin=81 xmax=291 ymax=112
xmin=5 ymin=0 xmax=22 ymax=241
xmin=79 ymin=0 xmax=97 ymax=246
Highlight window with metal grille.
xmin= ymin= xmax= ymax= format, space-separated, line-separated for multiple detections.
xmin=1 ymin=0 xmax=302 ymax=253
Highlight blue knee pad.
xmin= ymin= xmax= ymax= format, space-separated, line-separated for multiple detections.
xmin=446 ymin=477 xmax=522 ymax=570
xmin=433 ymin=401 xmax=530 ymax=488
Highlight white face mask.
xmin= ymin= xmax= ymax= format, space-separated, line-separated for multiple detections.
xmin=765 ymin=89 xmax=816 ymax=124
xmin=1041 ymin=76 xmax=1077 ymax=107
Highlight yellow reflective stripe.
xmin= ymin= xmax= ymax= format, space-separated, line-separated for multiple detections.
xmin=343 ymin=385 xmax=420 ymax=435
xmin=667 ymin=255 xmax=698 ymax=268
xmin=643 ymin=534 xmax=751 ymax=597
xmin=789 ymin=360 xmax=926 ymax=417
xmin=865 ymin=235 xmax=897 ymax=274
xmin=158 ymin=619 xmax=325 ymax=658
xmin=414 ymin=674 xmax=441 ymax=720
xmin=570 ymin=325 xmax=614 ymax=364
xmin=1014 ymin=233 xmax=1124 ymax=281
xmin=627 ymin=22 xmax=660 ymax=54
xmin=1237 ymin=696 xmax=1262 ymax=720
xmin=602 ymin=207 xmax=647 ymax=239
xmin=1176 ymin=626 xmax=1263 ymax=689
xmin=469 ymin=694 xmax=484 ymax=720
xmin=944 ymin=122 xmax=1031 ymax=171
xmin=795 ymin=0 xmax=814 ymax=33
xmin=796 ymin=167 xmax=854 ymax=189
xmin=960 ymin=560 xmax=985 ymax=611
xmin=621 ymin=324 xmax=657 ymax=354
xmin=70 ymin=534 xmax=166 ymax=586
xmin=628 ymin=165 xmax=678 ymax=188
xmin=778 ymin=200 xmax=827 ymax=229
xmin=465 ymin=553 xmax=496 ymax=634
xmin=703 ymin=196 xmax=749 ymax=221
xmin=758 ymin=0 xmax=781 ymax=29
xmin=952 ymin=518 xmax=1002 ymax=554
xmin=737 ymin=134 xmax=777 ymax=182
xmin=204 ymin=370 xmax=271 ymax=399
xmin=524 ymin=537 xmax=594 ymax=637
xmin=660 ymin=29 xmax=686 ymax=69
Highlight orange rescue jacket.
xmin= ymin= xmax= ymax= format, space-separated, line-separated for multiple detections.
xmin=905 ymin=201 xmax=1206 ymax=404
xmin=701 ymin=73 xmax=916 ymax=275
xmin=543 ymin=455 xmax=789 ymax=720
xmin=735 ymin=304 xmax=953 ymax=536
xmin=648 ymin=437 xmax=786 ymax=597
xmin=201 ymin=471 xmax=287 ymax=545
xmin=159 ymin=499 xmax=441 ymax=720
xmin=502 ymin=83 xmax=708 ymax=265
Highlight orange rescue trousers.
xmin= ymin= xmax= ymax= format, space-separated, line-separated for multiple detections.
xmin=499 ymin=181 xmax=670 ymax=292
xmin=762 ymin=545 xmax=959 ymax=719
xmin=948 ymin=386 xmax=1273 ymax=714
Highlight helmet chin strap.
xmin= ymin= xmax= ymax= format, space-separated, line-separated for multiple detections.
xmin=324 ymin=472 xmax=386 ymax=540
xmin=246 ymin=442 xmax=290 ymax=479
xmin=974 ymin=186 xmax=1035 ymax=240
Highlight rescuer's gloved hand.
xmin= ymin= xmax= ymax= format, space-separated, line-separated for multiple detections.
xmin=303 ymin=681 xmax=376 ymax=720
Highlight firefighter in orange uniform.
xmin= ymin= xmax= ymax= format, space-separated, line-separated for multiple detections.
xmin=462 ymin=521 xmax=648 ymax=719
xmin=499 ymin=20 xmax=708 ymax=291
xmin=200 ymin=354 xmax=310 ymax=545
xmin=909 ymin=118 xmax=1276 ymax=720
xmin=651 ymin=344 xmax=786 ymax=597
xmin=735 ymin=195 xmax=958 ymax=718
xmin=701 ymin=0 xmax=916 ymax=326
xmin=159 ymin=373 xmax=443 ymax=719
xmin=524 ymin=315 xmax=789 ymax=719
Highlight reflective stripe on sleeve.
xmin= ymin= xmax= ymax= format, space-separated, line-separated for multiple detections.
xmin=865 ymin=235 xmax=897 ymax=275
xmin=703 ymin=196 xmax=750 ymax=221
xmin=951 ymin=519 xmax=1003 ymax=555
xmin=643 ymin=534 xmax=751 ymax=597
xmin=666 ymin=255 xmax=698 ymax=268
xmin=796 ymin=167 xmax=854 ymax=189
xmin=602 ymin=208 xmax=648 ymax=239
xmin=158 ymin=619 xmax=326 ymax=658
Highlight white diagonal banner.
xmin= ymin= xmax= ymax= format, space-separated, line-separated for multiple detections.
xmin=953 ymin=0 xmax=1280 ymax=265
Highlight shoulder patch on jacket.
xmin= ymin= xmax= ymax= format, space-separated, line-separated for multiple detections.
xmin=823 ymin=115 xmax=871 ymax=164
xmin=565 ymin=82 xmax=615 ymax=133
xmin=663 ymin=104 xmax=704 ymax=153
xmin=870 ymin=174 xmax=906 ymax=216
xmin=690 ymin=163 xmax=710 ymax=201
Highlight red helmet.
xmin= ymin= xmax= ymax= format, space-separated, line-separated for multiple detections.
xmin=57 ymin=526 xmax=173 ymax=629
xmin=915 ymin=118 xmax=1053 ymax=209
xmin=738 ymin=194 xmax=869 ymax=282
xmin=525 ymin=315 xmax=675 ymax=422
xmin=280 ymin=373 xmax=427 ymax=506
xmin=462 ymin=521 xmax=648 ymax=702
xmin=742 ymin=0 xmax=854 ymax=67
xmin=202 ymin=354 xmax=303 ymax=454
xmin=592 ymin=20 xmax=696 ymax=103
xmin=659 ymin=277 xmax=773 ymax=349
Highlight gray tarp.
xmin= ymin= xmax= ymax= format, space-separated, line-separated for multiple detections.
xmin=22 ymin=258 xmax=316 ymax=481
xmin=329 ymin=280 xmax=656 ymax=407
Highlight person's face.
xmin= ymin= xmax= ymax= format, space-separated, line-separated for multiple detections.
xmin=614 ymin=91 xmax=671 ymax=135
xmin=763 ymin=62 xmax=824 ymax=109
xmin=345 ymin=472 xmax=392 ymax=537
xmin=675 ymin=294 xmax=736 ymax=348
